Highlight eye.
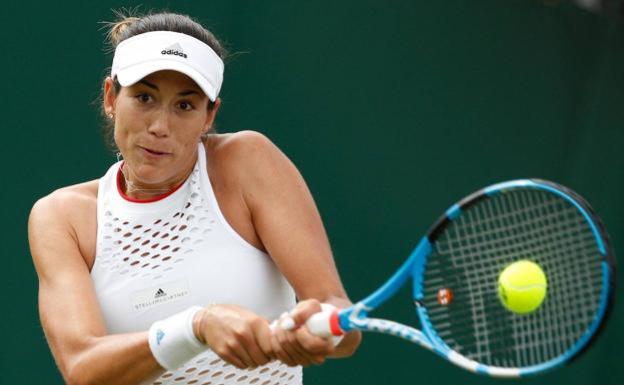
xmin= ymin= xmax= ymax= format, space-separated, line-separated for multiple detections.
xmin=178 ymin=101 xmax=195 ymax=111
xmin=135 ymin=93 xmax=153 ymax=103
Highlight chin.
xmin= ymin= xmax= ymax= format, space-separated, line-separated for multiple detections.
xmin=129 ymin=164 xmax=171 ymax=184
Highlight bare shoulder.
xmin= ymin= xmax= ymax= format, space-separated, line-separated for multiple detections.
xmin=30 ymin=180 xmax=99 ymax=225
xmin=204 ymin=130 xmax=312 ymax=223
xmin=29 ymin=180 xmax=99 ymax=269
xmin=204 ymin=130 xmax=292 ymax=179
xmin=205 ymin=130 xmax=282 ymax=161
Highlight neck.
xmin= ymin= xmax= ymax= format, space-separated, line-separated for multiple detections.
xmin=119 ymin=159 xmax=196 ymax=201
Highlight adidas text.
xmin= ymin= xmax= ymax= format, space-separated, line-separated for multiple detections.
xmin=161 ymin=49 xmax=187 ymax=58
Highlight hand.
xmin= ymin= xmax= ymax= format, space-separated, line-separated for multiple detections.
xmin=193 ymin=304 xmax=273 ymax=369
xmin=270 ymin=299 xmax=336 ymax=367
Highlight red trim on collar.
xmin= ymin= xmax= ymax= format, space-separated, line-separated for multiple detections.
xmin=116 ymin=163 xmax=185 ymax=203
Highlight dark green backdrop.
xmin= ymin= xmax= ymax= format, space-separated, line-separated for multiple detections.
xmin=2 ymin=1 xmax=622 ymax=384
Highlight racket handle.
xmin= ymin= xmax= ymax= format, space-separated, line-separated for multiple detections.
xmin=278 ymin=303 xmax=344 ymax=340
xmin=269 ymin=312 xmax=293 ymax=331
xmin=270 ymin=304 xmax=344 ymax=346
xmin=306 ymin=304 xmax=344 ymax=338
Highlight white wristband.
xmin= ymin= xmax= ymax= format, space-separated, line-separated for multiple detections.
xmin=148 ymin=306 xmax=206 ymax=370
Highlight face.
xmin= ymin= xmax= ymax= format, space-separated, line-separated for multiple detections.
xmin=103 ymin=70 xmax=220 ymax=188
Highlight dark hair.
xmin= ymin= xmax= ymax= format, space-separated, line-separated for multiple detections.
xmin=101 ymin=11 xmax=228 ymax=150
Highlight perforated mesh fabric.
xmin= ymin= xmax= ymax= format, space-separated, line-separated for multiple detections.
xmin=93 ymin=144 xmax=301 ymax=384
xmin=421 ymin=188 xmax=605 ymax=368
xmin=152 ymin=350 xmax=301 ymax=385
xmin=97 ymin=164 xmax=212 ymax=281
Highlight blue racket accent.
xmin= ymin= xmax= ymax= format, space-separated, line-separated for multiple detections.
xmin=339 ymin=238 xmax=432 ymax=332
xmin=360 ymin=238 xmax=431 ymax=310
xmin=412 ymin=238 xmax=431 ymax=300
xmin=318 ymin=179 xmax=614 ymax=378
xmin=445 ymin=203 xmax=461 ymax=220
xmin=476 ymin=365 xmax=488 ymax=375
xmin=483 ymin=179 xmax=535 ymax=194
xmin=416 ymin=306 xmax=449 ymax=354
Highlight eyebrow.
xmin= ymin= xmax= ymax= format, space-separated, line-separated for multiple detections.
xmin=138 ymin=79 xmax=202 ymax=97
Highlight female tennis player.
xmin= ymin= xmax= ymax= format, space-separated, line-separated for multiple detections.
xmin=28 ymin=11 xmax=360 ymax=385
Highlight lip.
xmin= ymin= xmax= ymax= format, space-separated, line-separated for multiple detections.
xmin=139 ymin=146 xmax=171 ymax=157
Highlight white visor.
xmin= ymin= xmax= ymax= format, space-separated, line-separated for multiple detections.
xmin=111 ymin=31 xmax=224 ymax=101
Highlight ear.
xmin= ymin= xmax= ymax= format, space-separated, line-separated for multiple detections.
xmin=202 ymin=97 xmax=222 ymax=134
xmin=103 ymin=77 xmax=118 ymax=116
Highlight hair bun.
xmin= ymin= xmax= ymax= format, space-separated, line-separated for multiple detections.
xmin=109 ymin=17 xmax=140 ymax=46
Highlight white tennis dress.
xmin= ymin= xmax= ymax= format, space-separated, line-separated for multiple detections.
xmin=91 ymin=142 xmax=302 ymax=385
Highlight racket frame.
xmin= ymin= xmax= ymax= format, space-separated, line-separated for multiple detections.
xmin=334 ymin=179 xmax=615 ymax=378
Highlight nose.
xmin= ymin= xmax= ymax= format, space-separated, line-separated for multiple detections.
xmin=147 ymin=109 xmax=171 ymax=138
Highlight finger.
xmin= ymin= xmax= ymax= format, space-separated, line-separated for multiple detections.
xmin=245 ymin=336 xmax=271 ymax=367
xmin=251 ymin=319 xmax=274 ymax=360
xmin=276 ymin=323 xmax=311 ymax=366
xmin=289 ymin=299 xmax=322 ymax=327
xmin=284 ymin=328 xmax=314 ymax=366
xmin=212 ymin=343 xmax=248 ymax=369
xmin=271 ymin=331 xmax=297 ymax=366
xmin=222 ymin=354 xmax=247 ymax=369
xmin=291 ymin=326 xmax=335 ymax=366
xmin=295 ymin=327 xmax=335 ymax=355
xmin=233 ymin=321 xmax=271 ymax=367
xmin=227 ymin=337 xmax=257 ymax=368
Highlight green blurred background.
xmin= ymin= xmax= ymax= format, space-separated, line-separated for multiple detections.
xmin=1 ymin=0 xmax=622 ymax=384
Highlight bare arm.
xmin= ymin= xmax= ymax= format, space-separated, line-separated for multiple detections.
xmin=29 ymin=190 xmax=163 ymax=385
xmin=228 ymin=131 xmax=362 ymax=361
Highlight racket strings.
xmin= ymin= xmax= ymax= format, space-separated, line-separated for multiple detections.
xmin=487 ymin=191 xmax=596 ymax=364
xmin=508 ymin=191 xmax=596 ymax=362
xmin=422 ymin=189 xmax=603 ymax=368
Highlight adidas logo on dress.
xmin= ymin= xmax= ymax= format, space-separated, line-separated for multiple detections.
xmin=155 ymin=288 xmax=167 ymax=298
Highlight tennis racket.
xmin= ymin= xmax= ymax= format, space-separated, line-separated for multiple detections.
xmin=287 ymin=179 xmax=616 ymax=377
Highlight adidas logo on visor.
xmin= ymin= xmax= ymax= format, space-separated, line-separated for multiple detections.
xmin=161 ymin=43 xmax=188 ymax=58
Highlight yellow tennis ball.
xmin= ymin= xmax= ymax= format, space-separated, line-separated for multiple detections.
xmin=497 ymin=260 xmax=547 ymax=314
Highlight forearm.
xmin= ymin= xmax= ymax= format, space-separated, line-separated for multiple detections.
xmin=62 ymin=332 xmax=163 ymax=385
